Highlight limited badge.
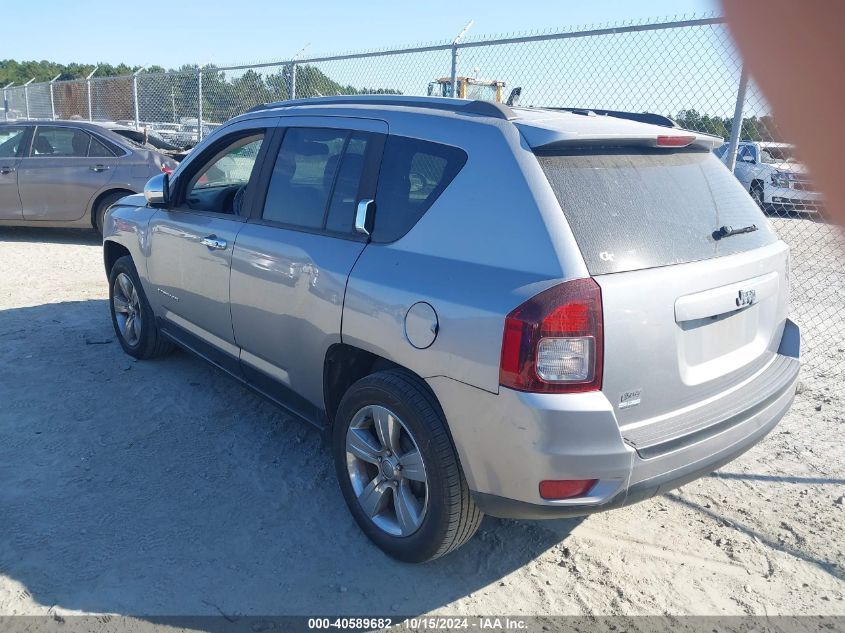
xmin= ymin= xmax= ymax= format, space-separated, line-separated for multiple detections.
xmin=619 ymin=389 xmax=642 ymax=409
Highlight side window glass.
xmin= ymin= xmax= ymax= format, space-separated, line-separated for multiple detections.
xmin=0 ymin=126 xmax=27 ymax=158
xmin=32 ymin=127 xmax=91 ymax=157
xmin=325 ymin=133 xmax=371 ymax=234
xmin=185 ymin=132 xmax=265 ymax=215
xmin=88 ymin=136 xmax=116 ymax=158
xmin=262 ymin=128 xmax=347 ymax=229
xmin=372 ymin=136 xmax=467 ymax=243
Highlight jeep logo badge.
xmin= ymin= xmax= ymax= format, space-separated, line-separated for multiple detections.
xmin=736 ymin=289 xmax=756 ymax=308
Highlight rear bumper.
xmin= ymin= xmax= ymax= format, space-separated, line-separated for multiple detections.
xmin=428 ymin=320 xmax=800 ymax=520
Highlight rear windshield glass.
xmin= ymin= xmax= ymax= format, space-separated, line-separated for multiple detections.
xmin=537 ymin=149 xmax=778 ymax=275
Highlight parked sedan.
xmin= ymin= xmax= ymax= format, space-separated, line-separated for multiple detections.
xmin=0 ymin=120 xmax=177 ymax=234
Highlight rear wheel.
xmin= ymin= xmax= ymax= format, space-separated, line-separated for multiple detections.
xmin=108 ymin=255 xmax=174 ymax=359
xmin=333 ymin=370 xmax=482 ymax=563
xmin=94 ymin=191 xmax=130 ymax=235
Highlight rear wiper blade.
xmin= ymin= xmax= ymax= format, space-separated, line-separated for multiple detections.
xmin=713 ymin=224 xmax=758 ymax=239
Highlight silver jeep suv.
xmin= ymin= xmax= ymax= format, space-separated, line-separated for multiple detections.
xmin=102 ymin=96 xmax=800 ymax=562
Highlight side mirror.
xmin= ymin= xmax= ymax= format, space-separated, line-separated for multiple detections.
xmin=144 ymin=172 xmax=170 ymax=207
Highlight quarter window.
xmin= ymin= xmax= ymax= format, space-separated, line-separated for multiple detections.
xmin=372 ymin=136 xmax=466 ymax=243
xmin=88 ymin=135 xmax=117 ymax=157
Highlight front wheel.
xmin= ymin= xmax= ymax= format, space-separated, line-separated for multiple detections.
xmin=750 ymin=183 xmax=765 ymax=210
xmin=108 ymin=255 xmax=174 ymax=359
xmin=333 ymin=370 xmax=482 ymax=563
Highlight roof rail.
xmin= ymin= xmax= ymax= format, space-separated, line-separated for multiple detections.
xmin=246 ymin=95 xmax=517 ymax=121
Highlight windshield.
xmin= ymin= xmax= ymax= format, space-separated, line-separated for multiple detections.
xmin=537 ymin=148 xmax=778 ymax=275
xmin=760 ymin=145 xmax=796 ymax=164
xmin=465 ymin=84 xmax=498 ymax=101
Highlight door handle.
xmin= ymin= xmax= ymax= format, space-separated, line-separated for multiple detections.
xmin=355 ymin=199 xmax=375 ymax=237
xmin=200 ymin=235 xmax=227 ymax=250
xmin=0 ymin=166 xmax=14 ymax=175
xmin=90 ymin=164 xmax=110 ymax=172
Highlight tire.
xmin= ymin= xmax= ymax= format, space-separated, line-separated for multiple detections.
xmin=108 ymin=255 xmax=174 ymax=359
xmin=750 ymin=183 xmax=765 ymax=210
xmin=333 ymin=369 xmax=482 ymax=563
xmin=94 ymin=191 xmax=129 ymax=236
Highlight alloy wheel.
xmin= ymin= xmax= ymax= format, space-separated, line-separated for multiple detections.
xmin=345 ymin=404 xmax=429 ymax=537
xmin=112 ymin=272 xmax=142 ymax=347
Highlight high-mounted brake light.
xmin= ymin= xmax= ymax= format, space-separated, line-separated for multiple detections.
xmin=499 ymin=278 xmax=603 ymax=393
xmin=655 ymin=135 xmax=695 ymax=147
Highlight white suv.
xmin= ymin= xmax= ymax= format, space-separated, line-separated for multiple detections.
xmin=717 ymin=141 xmax=822 ymax=212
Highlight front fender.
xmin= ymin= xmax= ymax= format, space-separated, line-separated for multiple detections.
xmin=103 ymin=196 xmax=156 ymax=292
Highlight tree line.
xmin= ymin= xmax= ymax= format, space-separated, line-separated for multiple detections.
xmin=2 ymin=60 xmax=779 ymax=141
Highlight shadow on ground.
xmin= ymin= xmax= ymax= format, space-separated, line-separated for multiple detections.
xmin=0 ymin=227 xmax=101 ymax=246
xmin=0 ymin=299 xmax=579 ymax=618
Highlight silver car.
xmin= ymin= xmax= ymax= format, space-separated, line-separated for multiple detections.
xmin=102 ymin=96 xmax=800 ymax=562
xmin=0 ymin=120 xmax=177 ymax=233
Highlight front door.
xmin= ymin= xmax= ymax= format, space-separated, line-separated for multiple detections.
xmin=0 ymin=125 xmax=28 ymax=220
xmin=18 ymin=125 xmax=117 ymax=221
xmin=146 ymin=122 xmax=271 ymax=371
xmin=230 ymin=116 xmax=387 ymax=417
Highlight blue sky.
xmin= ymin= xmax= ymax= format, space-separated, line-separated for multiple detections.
xmin=6 ymin=0 xmax=718 ymax=67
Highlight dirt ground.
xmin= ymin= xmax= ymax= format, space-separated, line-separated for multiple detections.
xmin=0 ymin=221 xmax=842 ymax=620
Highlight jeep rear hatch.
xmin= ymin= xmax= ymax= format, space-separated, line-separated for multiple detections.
xmin=531 ymin=140 xmax=790 ymax=436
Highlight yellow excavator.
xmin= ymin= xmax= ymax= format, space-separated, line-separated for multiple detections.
xmin=427 ymin=76 xmax=521 ymax=105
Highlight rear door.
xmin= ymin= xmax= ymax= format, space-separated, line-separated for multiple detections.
xmin=0 ymin=125 xmax=28 ymax=220
xmin=146 ymin=121 xmax=271 ymax=371
xmin=230 ymin=116 xmax=386 ymax=416
xmin=18 ymin=125 xmax=117 ymax=221
xmin=536 ymin=148 xmax=787 ymax=425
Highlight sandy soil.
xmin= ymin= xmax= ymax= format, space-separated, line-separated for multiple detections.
xmin=0 ymin=222 xmax=842 ymax=620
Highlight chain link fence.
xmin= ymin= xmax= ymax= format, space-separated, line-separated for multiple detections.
xmin=2 ymin=14 xmax=842 ymax=389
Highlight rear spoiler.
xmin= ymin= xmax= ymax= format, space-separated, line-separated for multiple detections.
xmin=515 ymin=109 xmax=723 ymax=152
xmin=528 ymin=134 xmax=724 ymax=152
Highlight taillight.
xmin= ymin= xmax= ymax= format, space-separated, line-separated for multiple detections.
xmin=161 ymin=164 xmax=174 ymax=175
xmin=499 ymin=278 xmax=603 ymax=393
